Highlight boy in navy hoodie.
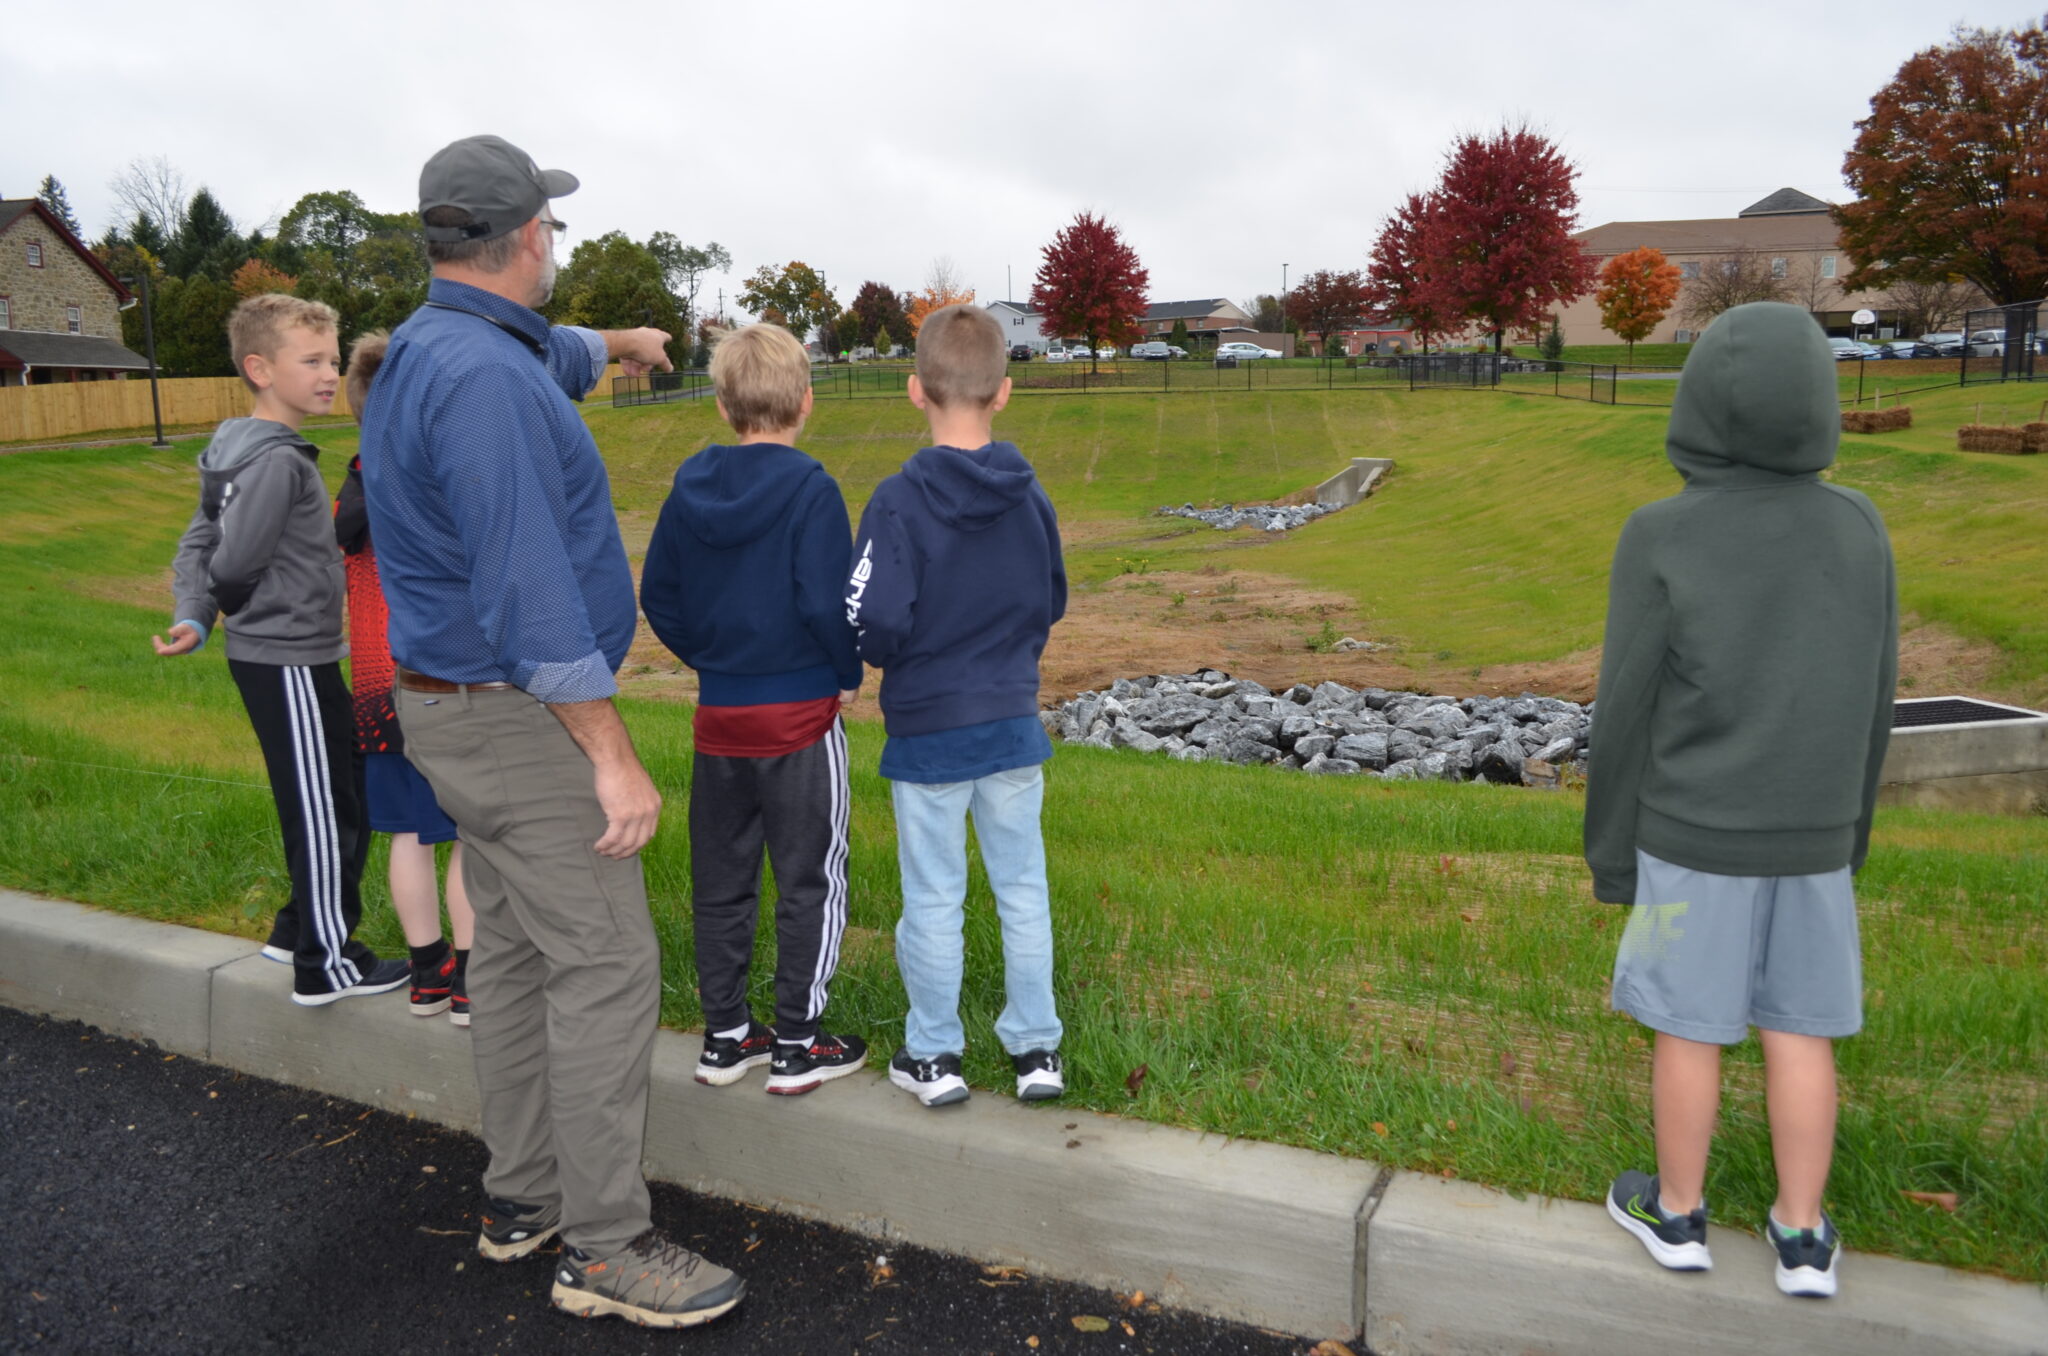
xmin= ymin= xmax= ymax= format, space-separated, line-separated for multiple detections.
xmin=846 ymin=304 xmax=1068 ymax=1108
xmin=640 ymin=323 xmax=868 ymax=1096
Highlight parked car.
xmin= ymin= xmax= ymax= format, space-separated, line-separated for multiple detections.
xmin=1827 ymin=338 xmax=1879 ymax=362
xmin=1168 ymin=345 xmax=1189 ymax=359
xmin=1130 ymin=341 xmax=1172 ymax=360
xmin=1216 ymin=341 xmax=1281 ymax=361
xmin=1044 ymin=347 xmax=1072 ymax=362
xmin=1010 ymin=344 xmax=1033 ymax=361
xmin=1918 ymin=332 xmax=1965 ymax=356
xmin=1966 ymin=329 xmax=2006 ymax=356
xmin=1096 ymin=346 xmax=1116 ymax=360
xmin=1878 ymin=340 xmax=1940 ymax=359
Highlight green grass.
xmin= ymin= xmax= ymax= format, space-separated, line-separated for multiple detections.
xmin=1 ymin=386 xmax=2044 ymax=1282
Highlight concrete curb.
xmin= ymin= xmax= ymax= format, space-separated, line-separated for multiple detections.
xmin=4 ymin=890 xmax=2044 ymax=1351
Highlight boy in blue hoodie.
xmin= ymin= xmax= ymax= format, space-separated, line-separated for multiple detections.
xmin=846 ymin=304 xmax=1067 ymax=1108
xmin=640 ymin=323 xmax=867 ymax=1096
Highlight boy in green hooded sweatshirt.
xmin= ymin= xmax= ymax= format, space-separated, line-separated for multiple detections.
xmin=1585 ymin=302 xmax=1896 ymax=1298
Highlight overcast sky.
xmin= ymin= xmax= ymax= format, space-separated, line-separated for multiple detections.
xmin=4 ymin=1 xmax=2038 ymax=317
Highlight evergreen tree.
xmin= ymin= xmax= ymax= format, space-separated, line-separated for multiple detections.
xmin=37 ymin=175 xmax=83 ymax=238
xmin=1169 ymin=318 xmax=1192 ymax=353
xmin=164 ymin=189 xmax=243 ymax=281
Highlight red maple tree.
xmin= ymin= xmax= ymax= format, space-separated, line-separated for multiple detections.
xmin=1594 ymin=247 xmax=1683 ymax=362
xmin=1030 ymin=212 xmax=1149 ymax=372
xmin=1364 ymin=191 xmax=1454 ymax=352
xmin=1284 ymin=269 xmax=1371 ymax=355
xmin=1835 ymin=19 xmax=2048 ymax=304
xmin=1429 ymin=124 xmax=1597 ymax=352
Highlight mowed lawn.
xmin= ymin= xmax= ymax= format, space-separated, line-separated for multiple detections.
xmin=0 ymin=382 xmax=2043 ymax=1281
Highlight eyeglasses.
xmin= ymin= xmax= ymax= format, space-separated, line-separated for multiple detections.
xmin=538 ymin=216 xmax=568 ymax=238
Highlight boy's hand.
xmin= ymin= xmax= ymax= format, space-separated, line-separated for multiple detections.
xmin=839 ymin=688 xmax=859 ymax=710
xmin=615 ymin=328 xmax=674 ymax=377
xmin=152 ymin=623 xmax=202 ymax=657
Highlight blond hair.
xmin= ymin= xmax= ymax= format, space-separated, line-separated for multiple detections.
xmin=710 ymin=323 xmax=811 ymax=436
xmin=915 ymin=304 xmax=1006 ymax=409
xmin=345 ymin=330 xmax=390 ymax=421
xmin=228 ymin=293 xmax=340 ymax=393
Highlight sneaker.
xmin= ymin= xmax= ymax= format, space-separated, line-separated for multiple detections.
xmin=410 ymin=951 xmax=457 ymax=1018
xmin=888 ymin=1047 xmax=970 ymax=1108
xmin=695 ymin=1021 xmax=773 ymax=1086
xmin=766 ymin=1032 xmax=868 ymax=1096
xmin=1012 ymin=1049 xmax=1065 ymax=1101
xmin=261 ymin=908 xmax=297 ymax=963
xmin=551 ymin=1229 xmax=744 ymax=1328
xmin=477 ymin=1195 xmax=562 ymax=1262
xmin=449 ymin=957 xmax=470 ymax=1028
xmin=291 ymin=957 xmax=410 ymax=1007
xmin=260 ymin=944 xmax=293 ymax=964
xmin=1606 ymin=1170 xmax=1711 ymax=1271
xmin=1767 ymin=1210 xmax=1841 ymax=1298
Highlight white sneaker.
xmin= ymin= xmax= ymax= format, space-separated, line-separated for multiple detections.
xmin=1011 ymin=1049 xmax=1064 ymax=1101
xmin=887 ymin=1048 xmax=969 ymax=1107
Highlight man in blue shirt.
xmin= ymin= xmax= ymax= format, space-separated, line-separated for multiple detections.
xmin=360 ymin=135 xmax=744 ymax=1331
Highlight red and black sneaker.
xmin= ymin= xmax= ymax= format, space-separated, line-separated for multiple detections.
xmin=765 ymin=1031 xmax=869 ymax=1096
xmin=448 ymin=953 xmax=470 ymax=1028
xmin=410 ymin=951 xmax=457 ymax=1018
xmin=694 ymin=1021 xmax=773 ymax=1086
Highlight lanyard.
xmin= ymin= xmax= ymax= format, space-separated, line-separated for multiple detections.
xmin=422 ymin=300 xmax=547 ymax=361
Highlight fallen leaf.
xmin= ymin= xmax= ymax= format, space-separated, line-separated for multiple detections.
xmin=1071 ymin=1315 xmax=1111 ymax=1332
xmin=1403 ymin=1036 xmax=1424 ymax=1054
xmin=1066 ymin=1139 xmax=1081 ymax=1149
xmin=1458 ymin=912 xmax=1478 ymax=924
xmin=163 ymin=1055 xmax=176 ymax=1062
xmin=1900 ymin=1190 xmax=1960 ymax=1213
xmin=1436 ymin=855 xmax=1460 ymax=876
xmin=1026 ymin=1337 xmax=1040 ymax=1349
xmin=1310 ymin=1341 xmax=1358 ymax=1356
xmin=1445 ymin=1118 xmax=1457 ymax=1132
xmin=1371 ymin=1122 xmax=1389 ymax=1137
xmin=1124 ymin=1064 xmax=1149 ymax=1097
xmin=1127 ymin=1291 xmax=1145 ymax=1307
xmin=1498 ymin=1050 xmax=1518 ymax=1077
xmin=1121 ymin=1319 xmax=1136 ymax=1336
xmin=983 ymin=1265 xmax=1027 ymax=1279
xmin=421 ymin=1165 xmax=437 ymax=1174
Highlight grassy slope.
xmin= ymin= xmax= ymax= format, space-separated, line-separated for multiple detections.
xmin=1 ymin=385 xmax=2044 ymax=1279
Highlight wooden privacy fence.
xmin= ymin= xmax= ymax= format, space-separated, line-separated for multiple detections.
xmin=0 ymin=364 xmax=627 ymax=445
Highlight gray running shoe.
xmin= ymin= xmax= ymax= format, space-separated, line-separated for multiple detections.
xmin=476 ymin=1195 xmax=561 ymax=1262
xmin=1606 ymin=1170 xmax=1711 ymax=1271
xmin=1767 ymin=1210 xmax=1841 ymax=1298
xmin=551 ymin=1229 xmax=745 ymax=1327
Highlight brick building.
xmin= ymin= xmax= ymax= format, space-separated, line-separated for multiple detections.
xmin=0 ymin=200 xmax=151 ymax=386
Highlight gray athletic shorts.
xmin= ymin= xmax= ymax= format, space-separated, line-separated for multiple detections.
xmin=1610 ymin=849 xmax=1862 ymax=1045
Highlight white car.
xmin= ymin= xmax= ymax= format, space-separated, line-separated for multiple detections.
xmin=1096 ymin=347 xmax=1116 ymax=360
xmin=1216 ymin=341 xmax=1281 ymax=361
xmin=1044 ymin=348 xmax=1073 ymax=363
xmin=1966 ymin=329 xmax=2006 ymax=356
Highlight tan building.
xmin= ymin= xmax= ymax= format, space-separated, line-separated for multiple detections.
xmin=1556 ymin=188 xmax=1943 ymax=348
xmin=0 ymin=200 xmax=150 ymax=387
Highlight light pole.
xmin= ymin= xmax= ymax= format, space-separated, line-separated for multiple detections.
xmin=1281 ymin=264 xmax=1289 ymax=355
xmin=119 ymin=272 xmax=170 ymax=449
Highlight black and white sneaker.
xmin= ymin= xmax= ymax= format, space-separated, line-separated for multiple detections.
xmin=291 ymin=957 xmax=410 ymax=1007
xmin=1767 ymin=1209 xmax=1841 ymax=1297
xmin=888 ymin=1047 xmax=970 ymax=1107
xmin=695 ymin=1021 xmax=773 ymax=1087
xmin=1606 ymin=1170 xmax=1711 ymax=1271
xmin=1011 ymin=1049 xmax=1064 ymax=1101
xmin=477 ymin=1194 xmax=562 ymax=1262
xmin=261 ymin=908 xmax=296 ymax=963
xmin=766 ymin=1032 xmax=868 ymax=1096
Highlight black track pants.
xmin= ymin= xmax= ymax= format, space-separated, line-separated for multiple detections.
xmin=687 ymin=719 xmax=851 ymax=1044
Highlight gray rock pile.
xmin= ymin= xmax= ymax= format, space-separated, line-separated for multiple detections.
xmin=1041 ymin=671 xmax=1591 ymax=785
xmin=1156 ymin=501 xmax=1337 ymax=532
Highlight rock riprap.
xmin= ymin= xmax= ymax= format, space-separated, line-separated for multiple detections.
xmin=1156 ymin=501 xmax=1337 ymax=532
xmin=1041 ymin=671 xmax=1591 ymax=785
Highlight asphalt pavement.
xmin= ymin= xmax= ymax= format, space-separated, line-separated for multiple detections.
xmin=0 ymin=1006 xmax=1310 ymax=1356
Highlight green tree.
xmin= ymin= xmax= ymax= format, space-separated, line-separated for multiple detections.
xmin=647 ymin=235 xmax=731 ymax=328
xmin=738 ymin=261 xmax=837 ymax=343
xmin=874 ymin=323 xmax=894 ymax=358
xmin=274 ymin=191 xmax=375 ymax=282
xmin=153 ymin=274 xmax=238 ymax=377
xmin=1169 ymin=317 xmax=1192 ymax=352
xmin=36 ymin=175 xmax=83 ymax=238
xmin=163 ymin=189 xmax=244 ymax=281
xmin=547 ymin=232 xmax=688 ymax=364
xmin=847 ymin=280 xmax=910 ymax=349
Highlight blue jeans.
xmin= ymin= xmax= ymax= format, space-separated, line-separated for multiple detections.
xmin=890 ymin=765 xmax=1062 ymax=1059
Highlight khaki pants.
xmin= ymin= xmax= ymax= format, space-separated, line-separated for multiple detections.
xmin=397 ymin=684 xmax=659 ymax=1255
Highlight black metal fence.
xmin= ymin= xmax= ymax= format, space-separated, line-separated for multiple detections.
xmin=1959 ymin=299 xmax=2043 ymax=385
xmin=610 ymin=349 xmax=1983 ymax=412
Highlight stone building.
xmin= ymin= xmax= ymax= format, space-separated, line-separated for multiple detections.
xmin=0 ymin=200 xmax=151 ymax=386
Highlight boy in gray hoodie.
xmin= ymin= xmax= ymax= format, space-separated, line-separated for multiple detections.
xmin=1586 ymin=302 xmax=1896 ymax=1298
xmin=153 ymin=293 xmax=407 ymax=1006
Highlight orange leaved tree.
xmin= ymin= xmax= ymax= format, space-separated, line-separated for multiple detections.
xmin=1594 ymin=247 xmax=1683 ymax=363
xmin=906 ymin=257 xmax=976 ymax=338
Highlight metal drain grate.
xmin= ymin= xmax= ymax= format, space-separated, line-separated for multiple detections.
xmin=1892 ymin=698 xmax=2044 ymax=729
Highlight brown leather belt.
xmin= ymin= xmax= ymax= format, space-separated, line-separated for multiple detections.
xmin=395 ymin=666 xmax=518 ymax=695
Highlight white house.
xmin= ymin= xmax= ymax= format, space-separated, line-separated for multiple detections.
xmin=984 ymin=299 xmax=1051 ymax=353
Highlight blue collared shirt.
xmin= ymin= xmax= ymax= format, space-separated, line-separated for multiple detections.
xmin=359 ymin=278 xmax=627 ymax=703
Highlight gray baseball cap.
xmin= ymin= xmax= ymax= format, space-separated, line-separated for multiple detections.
xmin=418 ymin=135 xmax=578 ymax=243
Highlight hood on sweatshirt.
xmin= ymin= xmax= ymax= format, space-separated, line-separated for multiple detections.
xmin=901 ymin=441 xmax=1037 ymax=531
xmin=670 ymin=443 xmax=825 ymax=550
xmin=199 ymin=417 xmax=314 ymax=474
xmin=1666 ymin=302 xmax=1840 ymax=488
